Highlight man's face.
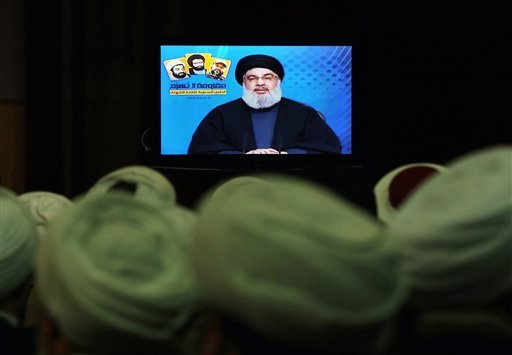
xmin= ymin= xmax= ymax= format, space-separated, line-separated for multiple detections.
xmin=209 ymin=63 xmax=226 ymax=78
xmin=191 ymin=59 xmax=204 ymax=70
xmin=242 ymin=67 xmax=282 ymax=109
xmin=243 ymin=68 xmax=280 ymax=95
xmin=171 ymin=64 xmax=187 ymax=79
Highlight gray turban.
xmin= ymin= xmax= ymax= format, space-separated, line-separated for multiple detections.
xmin=0 ymin=187 xmax=38 ymax=300
xmin=387 ymin=145 xmax=512 ymax=306
xmin=374 ymin=163 xmax=447 ymax=224
xmin=83 ymin=165 xmax=176 ymax=208
xmin=19 ymin=191 xmax=73 ymax=239
xmin=36 ymin=192 xmax=199 ymax=351
xmin=189 ymin=174 xmax=408 ymax=353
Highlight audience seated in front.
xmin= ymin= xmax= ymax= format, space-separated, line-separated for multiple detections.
xmin=373 ymin=162 xmax=446 ymax=224
xmin=34 ymin=191 xmax=201 ymax=355
xmin=0 ymin=187 xmax=39 ymax=355
xmin=186 ymin=174 xmax=409 ymax=355
xmin=384 ymin=145 xmax=512 ymax=354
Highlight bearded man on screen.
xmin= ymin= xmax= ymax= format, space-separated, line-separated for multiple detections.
xmin=188 ymin=54 xmax=341 ymax=155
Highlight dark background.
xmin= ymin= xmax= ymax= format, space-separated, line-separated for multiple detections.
xmin=4 ymin=0 xmax=509 ymax=208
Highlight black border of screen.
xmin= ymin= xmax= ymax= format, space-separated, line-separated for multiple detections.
xmin=145 ymin=35 xmax=360 ymax=171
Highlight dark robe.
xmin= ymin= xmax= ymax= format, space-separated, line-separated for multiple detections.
xmin=187 ymin=98 xmax=342 ymax=154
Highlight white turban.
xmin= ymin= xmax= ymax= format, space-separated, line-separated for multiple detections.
xmin=189 ymin=174 xmax=408 ymax=353
xmin=387 ymin=145 xmax=512 ymax=306
xmin=164 ymin=58 xmax=186 ymax=69
xmin=36 ymin=192 xmax=199 ymax=351
xmin=374 ymin=163 xmax=447 ymax=224
xmin=18 ymin=191 xmax=73 ymax=239
xmin=160 ymin=204 xmax=199 ymax=245
xmin=83 ymin=165 xmax=176 ymax=209
xmin=0 ymin=187 xmax=38 ymax=301
xmin=208 ymin=175 xmax=265 ymax=201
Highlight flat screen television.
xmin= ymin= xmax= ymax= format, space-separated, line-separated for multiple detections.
xmin=147 ymin=37 xmax=355 ymax=171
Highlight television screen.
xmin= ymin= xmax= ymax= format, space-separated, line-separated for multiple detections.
xmin=151 ymin=38 xmax=353 ymax=169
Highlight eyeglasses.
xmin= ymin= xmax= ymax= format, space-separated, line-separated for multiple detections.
xmin=243 ymin=74 xmax=278 ymax=83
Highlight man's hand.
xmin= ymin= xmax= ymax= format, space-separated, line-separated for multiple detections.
xmin=245 ymin=148 xmax=281 ymax=154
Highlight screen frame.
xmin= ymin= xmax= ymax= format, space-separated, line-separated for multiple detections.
xmin=146 ymin=35 xmax=358 ymax=171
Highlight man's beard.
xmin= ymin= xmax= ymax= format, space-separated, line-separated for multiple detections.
xmin=242 ymin=84 xmax=282 ymax=109
xmin=173 ymin=72 xmax=187 ymax=79
xmin=210 ymin=69 xmax=222 ymax=77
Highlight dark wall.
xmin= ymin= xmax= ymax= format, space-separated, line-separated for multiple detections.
xmin=358 ymin=2 xmax=510 ymax=181
xmin=23 ymin=1 xmax=510 ymax=202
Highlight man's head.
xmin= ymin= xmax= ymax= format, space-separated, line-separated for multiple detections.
xmin=208 ymin=61 xmax=227 ymax=79
xmin=36 ymin=192 xmax=200 ymax=353
xmin=189 ymin=174 xmax=408 ymax=354
xmin=386 ymin=145 xmax=512 ymax=307
xmin=236 ymin=55 xmax=285 ymax=109
xmin=187 ymin=54 xmax=205 ymax=70
xmin=0 ymin=187 xmax=38 ymax=302
xmin=170 ymin=63 xmax=188 ymax=79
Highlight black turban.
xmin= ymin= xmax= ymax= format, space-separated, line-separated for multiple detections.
xmin=187 ymin=54 xmax=205 ymax=66
xmin=235 ymin=54 xmax=285 ymax=85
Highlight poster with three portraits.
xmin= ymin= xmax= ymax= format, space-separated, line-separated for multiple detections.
xmin=163 ymin=53 xmax=232 ymax=81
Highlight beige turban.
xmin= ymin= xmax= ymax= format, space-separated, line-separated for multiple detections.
xmin=18 ymin=191 xmax=73 ymax=239
xmin=374 ymin=163 xmax=447 ymax=224
xmin=387 ymin=145 xmax=512 ymax=306
xmin=189 ymin=174 xmax=408 ymax=353
xmin=83 ymin=165 xmax=176 ymax=208
xmin=0 ymin=187 xmax=38 ymax=300
xmin=36 ymin=192 xmax=199 ymax=351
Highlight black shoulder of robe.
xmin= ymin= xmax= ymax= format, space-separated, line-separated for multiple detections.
xmin=187 ymin=98 xmax=341 ymax=154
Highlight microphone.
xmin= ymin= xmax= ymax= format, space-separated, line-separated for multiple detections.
xmin=141 ymin=128 xmax=152 ymax=152
xmin=277 ymin=132 xmax=282 ymax=154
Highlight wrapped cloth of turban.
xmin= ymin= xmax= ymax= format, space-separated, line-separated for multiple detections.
xmin=36 ymin=192 xmax=199 ymax=352
xmin=235 ymin=54 xmax=285 ymax=85
xmin=18 ymin=191 xmax=73 ymax=239
xmin=374 ymin=163 xmax=447 ymax=224
xmin=189 ymin=174 xmax=408 ymax=354
xmin=387 ymin=145 xmax=512 ymax=306
xmin=0 ymin=187 xmax=38 ymax=301
xmin=208 ymin=175 xmax=265 ymax=201
xmin=83 ymin=165 xmax=176 ymax=209
xmin=165 ymin=58 xmax=186 ymax=68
